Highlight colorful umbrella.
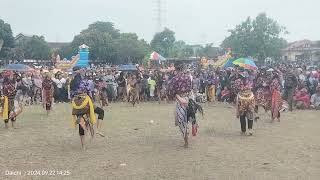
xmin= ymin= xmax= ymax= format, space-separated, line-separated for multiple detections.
xmin=5 ymin=64 xmax=34 ymax=72
xmin=232 ymin=58 xmax=257 ymax=70
xmin=222 ymin=59 xmax=235 ymax=69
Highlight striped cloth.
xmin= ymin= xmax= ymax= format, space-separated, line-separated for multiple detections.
xmin=175 ymin=96 xmax=189 ymax=138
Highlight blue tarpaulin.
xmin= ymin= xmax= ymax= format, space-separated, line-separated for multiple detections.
xmin=5 ymin=64 xmax=34 ymax=72
xmin=118 ymin=64 xmax=137 ymax=71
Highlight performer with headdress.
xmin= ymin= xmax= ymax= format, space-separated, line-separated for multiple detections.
xmin=42 ymin=73 xmax=54 ymax=115
xmin=1 ymin=71 xmax=22 ymax=129
xmin=236 ymin=71 xmax=255 ymax=135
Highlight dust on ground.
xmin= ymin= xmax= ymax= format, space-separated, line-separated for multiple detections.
xmin=0 ymin=102 xmax=319 ymax=180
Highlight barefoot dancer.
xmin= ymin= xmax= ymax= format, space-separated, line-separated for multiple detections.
xmin=169 ymin=63 xmax=192 ymax=147
xmin=42 ymin=73 xmax=54 ymax=115
xmin=70 ymin=71 xmax=96 ymax=149
xmin=1 ymin=71 xmax=19 ymax=129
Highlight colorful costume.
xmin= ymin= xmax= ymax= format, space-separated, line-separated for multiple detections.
xmin=236 ymin=78 xmax=255 ymax=134
xmin=254 ymin=75 xmax=271 ymax=110
xmin=70 ymin=77 xmax=96 ymax=136
xmin=42 ymin=78 xmax=54 ymax=111
xmin=2 ymin=79 xmax=17 ymax=123
xmin=270 ymin=78 xmax=282 ymax=120
xmin=169 ymin=73 xmax=192 ymax=138
xmin=96 ymin=81 xmax=108 ymax=107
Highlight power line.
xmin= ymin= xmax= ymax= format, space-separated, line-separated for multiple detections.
xmin=154 ymin=0 xmax=166 ymax=32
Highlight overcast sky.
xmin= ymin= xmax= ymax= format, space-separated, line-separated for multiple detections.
xmin=0 ymin=0 xmax=319 ymax=45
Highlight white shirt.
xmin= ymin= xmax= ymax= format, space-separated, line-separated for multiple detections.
xmin=52 ymin=78 xmax=66 ymax=89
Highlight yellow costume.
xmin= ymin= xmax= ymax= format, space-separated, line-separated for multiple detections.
xmin=71 ymin=95 xmax=96 ymax=128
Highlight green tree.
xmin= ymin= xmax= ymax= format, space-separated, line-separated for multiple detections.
xmin=59 ymin=21 xmax=151 ymax=64
xmin=197 ymin=44 xmax=221 ymax=58
xmin=115 ymin=33 xmax=151 ymax=64
xmin=0 ymin=19 xmax=15 ymax=59
xmin=150 ymin=28 xmax=176 ymax=57
xmin=16 ymin=35 xmax=51 ymax=60
xmin=169 ymin=41 xmax=194 ymax=58
xmin=221 ymin=13 xmax=287 ymax=61
xmin=82 ymin=21 xmax=120 ymax=39
xmin=59 ymin=21 xmax=119 ymax=62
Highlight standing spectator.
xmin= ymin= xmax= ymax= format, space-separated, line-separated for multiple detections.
xmin=117 ymin=72 xmax=126 ymax=101
xmin=52 ymin=73 xmax=66 ymax=103
xmin=148 ymin=76 xmax=156 ymax=100
xmin=283 ymin=67 xmax=298 ymax=111
xmin=310 ymin=86 xmax=320 ymax=110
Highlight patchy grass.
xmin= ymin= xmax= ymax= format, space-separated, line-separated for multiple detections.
xmin=0 ymin=102 xmax=319 ymax=180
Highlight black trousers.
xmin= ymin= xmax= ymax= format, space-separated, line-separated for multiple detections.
xmin=240 ymin=114 xmax=253 ymax=132
xmin=94 ymin=107 xmax=104 ymax=120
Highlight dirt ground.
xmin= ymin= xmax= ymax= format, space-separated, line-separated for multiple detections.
xmin=0 ymin=102 xmax=319 ymax=180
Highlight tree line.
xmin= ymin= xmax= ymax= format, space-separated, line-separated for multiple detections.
xmin=0 ymin=13 xmax=287 ymax=64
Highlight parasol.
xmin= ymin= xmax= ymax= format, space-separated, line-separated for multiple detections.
xmin=222 ymin=59 xmax=235 ymax=69
xmin=233 ymin=58 xmax=257 ymax=70
xmin=5 ymin=64 xmax=34 ymax=72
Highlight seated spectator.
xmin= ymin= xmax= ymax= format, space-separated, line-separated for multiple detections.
xmin=294 ymin=88 xmax=310 ymax=109
xmin=310 ymin=86 xmax=320 ymax=110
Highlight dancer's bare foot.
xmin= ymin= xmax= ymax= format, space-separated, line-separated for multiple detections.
xmin=277 ymin=118 xmax=280 ymax=122
xmin=96 ymin=131 xmax=105 ymax=137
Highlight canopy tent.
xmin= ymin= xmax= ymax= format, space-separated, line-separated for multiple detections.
xmin=118 ymin=64 xmax=137 ymax=71
xmin=5 ymin=64 xmax=34 ymax=72
xmin=150 ymin=51 xmax=166 ymax=61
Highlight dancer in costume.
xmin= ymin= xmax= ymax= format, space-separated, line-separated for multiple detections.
xmin=169 ymin=63 xmax=192 ymax=147
xmin=96 ymin=78 xmax=108 ymax=107
xmin=207 ymin=72 xmax=216 ymax=102
xmin=236 ymin=71 xmax=255 ymax=136
xmin=128 ymin=74 xmax=138 ymax=106
xmin=253 ymin=69 xmax=271 ymax=120
xmin=270 ymin=72 xmax=283 ymax=122
xmin=42 ymin=73 xmax=54 ymax=115
xmin=1 ymin=71 xmax=22 ymax=129
xmin=70 ymin=72 xmax=96 ymax=149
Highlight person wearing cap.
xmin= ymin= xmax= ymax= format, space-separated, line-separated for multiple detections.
xmin=310 ymin=86 xmax=320 ymax=110
xmin=236 ymin=71 xmax=255 ymax=136
xmin=42 ymin=73 xmax=54 ymax=115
